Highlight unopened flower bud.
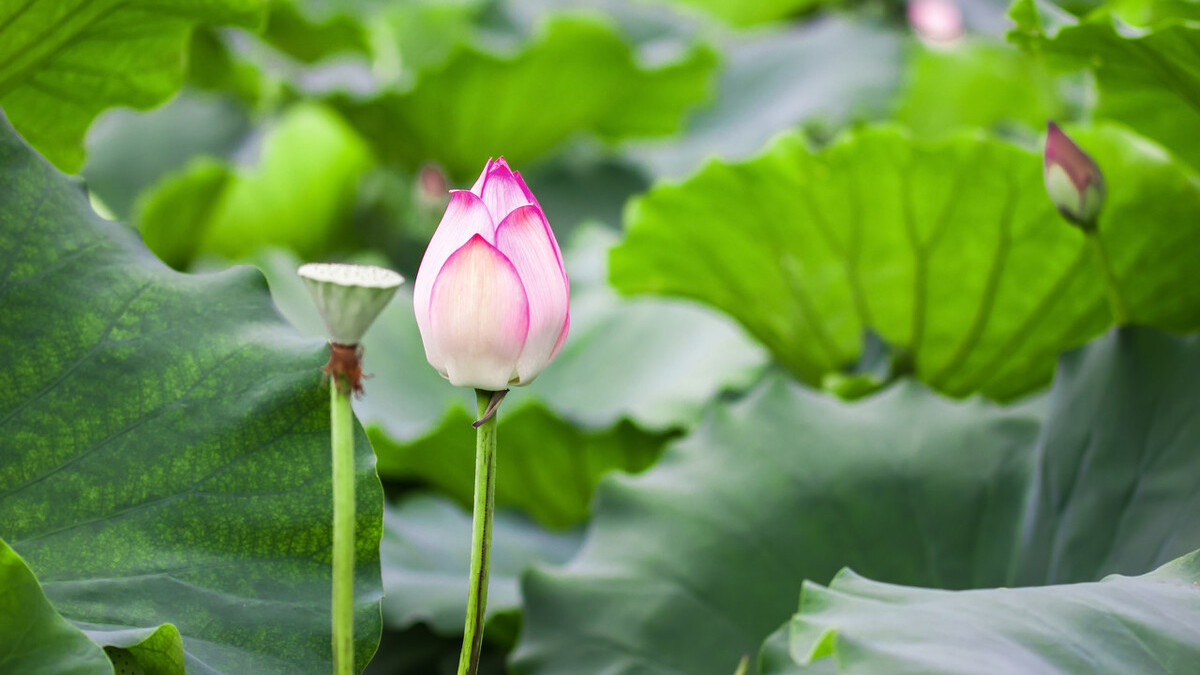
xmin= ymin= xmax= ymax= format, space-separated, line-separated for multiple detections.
xmin=908 ymin=0 xmax=964 ymax=45
xmin=1044 ymin=122 xmax=1106 ymax=231
xmin=413 ymin=157 xmax=570 ymax=391
xmin=415 ymin=163 xmax=450 ymax=210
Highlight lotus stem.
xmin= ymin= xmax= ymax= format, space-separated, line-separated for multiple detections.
xmin=458 ymin=389 xmax=499 ymax=675
xmin=331 ymin=377 xmax=355 ymax=675
xmin=1086 ymin=232 xmax=1129 ymax=325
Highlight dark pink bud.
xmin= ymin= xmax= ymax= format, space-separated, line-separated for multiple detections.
xmin=1044 ymin=122 xmax=1106 ymax=230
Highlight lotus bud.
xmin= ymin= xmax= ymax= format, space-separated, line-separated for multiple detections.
xmin=415 ymin=162 xmax=450 ymax=215
xmin=907 ymin=0 xmax=963 ymax=45
xmin=1044 ymin=122 xmax=1106 ymax=231
xmin=298 ymin=262 xmax=404 ymax=395
xmin=413 ymin=157 xmax=570 ymax=391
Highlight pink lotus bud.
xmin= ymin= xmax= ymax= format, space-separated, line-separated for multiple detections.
xmin=907 ymin=0 xmax=963 ymax=45
xmin=413 ymin=157 xmax=570 ymax=391
xmin=1044 ymin=121 xmax=1106 ymax=231
xmin=415 ymin=162 xmax=450 ymax=211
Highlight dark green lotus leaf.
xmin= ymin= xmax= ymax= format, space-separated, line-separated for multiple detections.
xmin=513 ymin=379 xmax=1043 ymax=674
xmin=379 ymin=494 xmax=580 ymax=634
xmin=1014 ymin=327 xmax=1200 ymax=585
xmin=513 ymin=327 xmax=1200 ymax=675
xmin=612 ymin=124 xmax=1200 ymax=400
xmin=775 ymin=550 xmax=1200 ymax=674
xmin=1008 ymin=0 xmax=1200 ymax=169
xmin=329 ymin=15 xmax=717 ymax=180
xmin=0 ymin=0 xmax=266 ymax=173
xmin=0 ymin=112 xmax=382 ymax=674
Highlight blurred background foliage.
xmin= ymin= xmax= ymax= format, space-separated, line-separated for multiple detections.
xmin=4 ymin=0 xmax=1200 ymax=671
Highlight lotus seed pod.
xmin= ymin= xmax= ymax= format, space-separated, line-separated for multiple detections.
xmin=298 ymin=262 xmax=404 ymax=345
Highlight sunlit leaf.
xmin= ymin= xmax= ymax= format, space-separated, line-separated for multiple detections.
xmin=613 ymin=124 xmax=1200 ymax=400
xmin=137 ymin=101 xmax=373 ymax=269
xmin=0 ymin=537 xmax=113 ymax=675
xmin=0 ymin=0 xmax=266 ymax=172
xmin=1009 ymin=0 xmax=1200 ymax=168
xmin=893 ymin=41 xmax=1064 ymax=139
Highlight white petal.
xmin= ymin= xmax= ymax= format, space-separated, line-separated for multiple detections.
xmin=413 ymin=190 xmax=495 ymax=368
xmin=494 ymin=205 xmax=569 ymax=384
xmin=428 ymin=235 xmax=530 ymax=390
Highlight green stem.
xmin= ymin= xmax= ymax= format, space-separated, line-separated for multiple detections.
xmin=1086 ymin=232 xmax=1130 ymax=325
xmin=457 ymin=390 xmax=498 ymax=675
xmin=331 ymin=379 xmax=355 ymax=675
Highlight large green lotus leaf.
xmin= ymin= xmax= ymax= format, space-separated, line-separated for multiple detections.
xmin=329 ymin=15 xmax=717 ymax=180
xmin=612 ymin=123 xmax=1200 ymax=400
xmin=512 ymin=327 xmax=1200 ymax=675
xmin=0 ymin=537 xmax=113 ymax=674
xmin=137 ymin=101 xmax=373 ymax=269
xmin=628 ymin=16 xmax=902 ymax=178
xmin=774 ymin=550 xmax=1200 ymax=674
xmin=0 ymin=112 xmax=382 ymax=674
xmin=892 ymin=41 xmax=1064 ymax=139
xmin=1014 ymin=327 xmax=1200 ymax=585
xmin=514 ymin=378 xmax=1041 ymax=675
xmin=379 ymin=494 xmax=580 ymax=634
xmin=1008 ymin=0 xmax=1200 ymax=169
xmin=0 ymin=0 xmax=265 ymax=173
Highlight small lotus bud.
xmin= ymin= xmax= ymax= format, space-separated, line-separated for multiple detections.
xmin=1044 ymin=122 xmax=1106 ymax=231
xmin=908 ymin=0 xmax=963 ymax=45
xmin=413 ymin=157 xmax=570 ymax=391
xmin=415 ymin=163 xmax=450 ymax=210
xmin=298 ymin=262 xmax=404 ymax=345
